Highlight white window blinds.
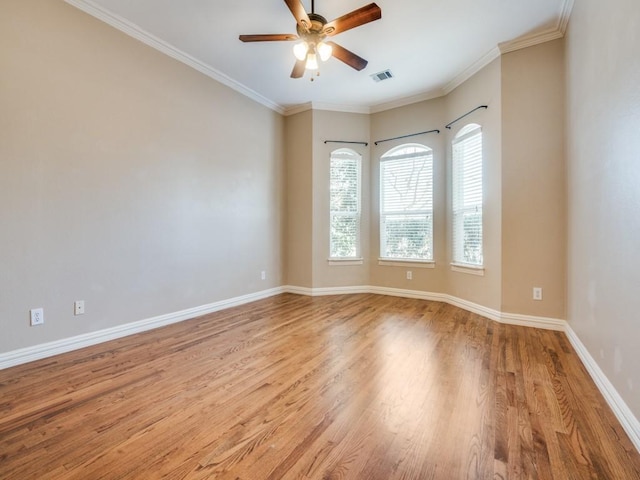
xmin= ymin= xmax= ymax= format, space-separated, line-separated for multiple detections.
xmin=330 ymin=150 xmax=361 ymax=258
xmin=380 ymin=144 xmax=433 ymax=261
xmin=452 ymin=124 xmax=483 ymax=266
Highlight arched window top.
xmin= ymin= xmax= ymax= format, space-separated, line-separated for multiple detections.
xmin=455 ymin=123 xmax=482 ymax=140
xmin=331 ymin=148 xmax=361 ymax=160
xmin=382 ymin=143 xmax=431 ymax=160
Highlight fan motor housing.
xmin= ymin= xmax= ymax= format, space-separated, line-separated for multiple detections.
xmin=298 ymin=12 xmax=328 ymax=36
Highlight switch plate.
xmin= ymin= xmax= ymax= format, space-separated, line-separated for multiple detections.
xmin=406 ymin=271 xmax=412 ymax=280
xmin=261 ymin=271 xmax=266 ymax=280
xmin=30 ymin=308 xmax=44 ymax=326
xmin=533 ymin=287 xmax=543 ymax=301
xmin=74 ymin=300 xmax=85 ymax=315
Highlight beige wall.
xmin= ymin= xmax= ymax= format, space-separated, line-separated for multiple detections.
xmin=565 ymin=0 xmax=640 ymax=416
xmin=2 ymin=0 xmax=575 ymax=364
xmin=287 ymin=53 xmax=566 ymax=322
xmin=5 ymin=0 xmax=636 ymax=439
xmin=445 ymin=58 xmax=503 ymax=311
xmin=311 ymin=110 xmax=371 ymax=288
xmin=501 ymin=40 xmax=566 ymax=318
xmin=0 ymin=0 xmax=284 ymax=352
xmin=284 ymin=110 xmax=313 ymax=287
xmin=369 ymin=98 xmax=447 ymax=292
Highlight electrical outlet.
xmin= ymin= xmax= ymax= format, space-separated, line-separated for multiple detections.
xmin=30 ymin=308 xmax=44 ymax=326
xmin=74 ymin=300 xmax=85 ymax=316
xmin=406 ymin=271 xmax=412 ymax=280
xmin=533 ymin=287 xmax=543 ymax=301
xmin=261 ymin=271 xmax=266 ymax=280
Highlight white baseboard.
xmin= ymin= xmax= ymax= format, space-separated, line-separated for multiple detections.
xmin=284 ymin=285 xmax=566 ymax=331
xmin=283 ymin=284 xmax=638 ymax=452
xmin=284 ymin=285 xmax=370 ymax=296
xmin=565 ymin=326 xmax=640 ymax=452
xmin=0 ymin=287 xmax=285 ymax=370
xmin=2 ymin=284 xmax=636 ymax=455
xmin=498 ymin=311 xmax=567 ymax=331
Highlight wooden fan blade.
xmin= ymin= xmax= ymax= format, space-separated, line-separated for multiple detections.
xmin=326 ymin=41 xmax=368 ymax=71
xmin=291 ymin=58 xmax=306 ymax=78
xmin=284 ymin=0 xmax=312 ymax=31
xmin=239 ymin=34 xmax=298 ymax=42
xmin=323 ymin=3 xmax=381 ymax=36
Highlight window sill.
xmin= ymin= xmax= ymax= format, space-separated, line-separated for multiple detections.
xmin=378 ymin=258 xmax=435 ymax=269
xmin=328 ymin=258 xmax=364 ymax=266
xmin=450 ymin=263 xmax=485 ymax=276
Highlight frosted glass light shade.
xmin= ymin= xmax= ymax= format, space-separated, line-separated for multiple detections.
xmin=317 ymin=42 xmax=332 ymax=61
xmin=293 ymin=42 xmax=308 ymax=61
xmin=305 ymin=53 xmax=318 ymax=70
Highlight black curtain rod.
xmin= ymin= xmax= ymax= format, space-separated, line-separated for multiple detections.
xmin=374 ymin=129 xmax=440 ymax=146
xmin=324 ymin=140 xmax=369 ymax=146
xmin=445 ymin=105 xmax=488 ymax=130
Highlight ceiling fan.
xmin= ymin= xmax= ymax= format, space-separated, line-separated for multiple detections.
xmin=239 ymin=0 xmax=382 ymax=79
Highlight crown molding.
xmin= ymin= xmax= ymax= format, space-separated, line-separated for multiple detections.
xmin=369 ymin=88 xmax=445 ymax=114
xmin=311 ymin=102 xmax=371 ymax=115
xmin=558 ymin=0 xmax=575 ymax=34
xmin=283 ymin=102 xmax=313 ymax=116
xmin=499 ymin=0 xmax=574 ymax=54
xmin=498 ymin=27 xmax=565 ymax=54
xmin=285 ymin=88 xmax=447 ymax=116
xmin=283 ymin=102 xmax=372 ymax=116
xmin=65 ymin=0 xmax=575 ymax=117
xmin=64 ymin=0 xmax=285 ymax=115
xmin=443 ymin=47 xmax=501 ymax=96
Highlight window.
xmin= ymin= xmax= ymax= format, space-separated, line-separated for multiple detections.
xmin=329 ymin=149 xmax=361 ymax=259
xmin=452 ymin=123 xmax=483 ymax=266
xmin=380 ymin=144 xmax=433 ymax=261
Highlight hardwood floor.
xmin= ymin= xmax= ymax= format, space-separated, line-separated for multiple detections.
xmin=1 ymin=293 xmax=639 ymax=479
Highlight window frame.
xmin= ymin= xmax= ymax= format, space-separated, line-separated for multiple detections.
xmin=379 ymin=143 xmax=434 ymax=264
xmin=329 ymin=148 xmax=362 ymax=262
xmin=451 ymin=123 xmax=484 ymax=271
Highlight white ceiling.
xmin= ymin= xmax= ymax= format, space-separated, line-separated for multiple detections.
xmin=65 ymin=0 xmax=572 ymax=114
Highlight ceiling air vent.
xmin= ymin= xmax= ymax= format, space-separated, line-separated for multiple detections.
xmin=371 ymin=69 xmax=394 ymax=83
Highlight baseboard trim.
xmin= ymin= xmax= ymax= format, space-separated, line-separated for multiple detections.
xmin=3 ymin=284 xmax=636 ymax=455
xmin=284 ymin=285 xmax=371 ymax=296
xmin=284 ymin=284 xmax=639 ymax=452
xmin=499 ymin=311 xmax=567 ymax=331
xmin=0 ymin=287 xmax=285 ymax=370
xmin=565 ymin=326 xmax=640 ymax=452
xmin=284 ymin=285 xmax=566 ymax=331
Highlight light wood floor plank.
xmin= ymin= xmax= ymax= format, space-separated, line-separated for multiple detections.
xmin=1 ymin=293 xmax=639 ymax=479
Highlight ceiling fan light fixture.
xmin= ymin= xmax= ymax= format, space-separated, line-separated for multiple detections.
xmin=305 ymin=52 xmax=319 ymax=70
xmin=239 ymin=0 xmax=382 ymax=78
xmin=317 ymin=41 xmax=332 ymax=61
xmin=293 ymin=41 xmax=308 ymax=61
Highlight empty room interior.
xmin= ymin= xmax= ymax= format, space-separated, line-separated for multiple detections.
xmin=2 ymin=0 xmax=640 ymax=478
